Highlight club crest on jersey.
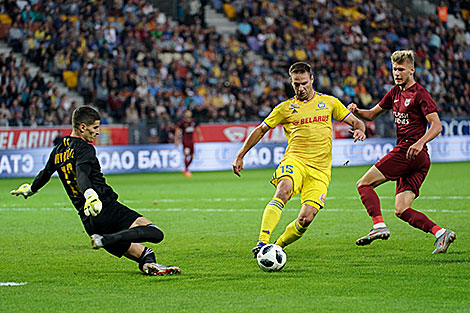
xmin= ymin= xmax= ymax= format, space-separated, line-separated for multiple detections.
xmin=289 ymin=103 xmax=299 ymax=114
xmin=317 ymin=102 xmax=326 ymax=109
xmin=404 ymin=99 xmax=411 ymax=107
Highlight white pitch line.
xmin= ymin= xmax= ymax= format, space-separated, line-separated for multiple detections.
xmin=141 ymin=195 xmax=470 ymax=203
xmin=3 ymin=195 xmax=469 ymax=209
xmin=0 ymin=282 xmax=27 ymax=286
xmin=1 ymin=207 xmax=469 ymax=213
xmin=144 ymin=197 xmax=277 ymax=203
xmin=140 ymin=208 xmax=470 ymax=213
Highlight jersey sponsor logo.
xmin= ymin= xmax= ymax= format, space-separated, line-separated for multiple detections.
xmin=292 ymin=115 xmax=329 ymax=126
xmin=404 ymin=98 xmax=411 ymax=107
xmin=289 ymin=103 xmax=300 ymax=114
xmin=393 ymin=111 xmax=409 ymax=125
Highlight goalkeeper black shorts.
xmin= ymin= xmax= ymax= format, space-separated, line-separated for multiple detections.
xmin=82 ymin=201 xmax=142 ymax=257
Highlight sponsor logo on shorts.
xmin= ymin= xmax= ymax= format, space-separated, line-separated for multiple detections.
xmin=292 ymin=115 xmax=329 ymax=126
xmin=319 ymin=193 xmax=326 ymax=203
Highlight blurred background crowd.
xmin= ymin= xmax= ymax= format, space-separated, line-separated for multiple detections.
xmin=0 ymin=0 xmax=469 ymax=141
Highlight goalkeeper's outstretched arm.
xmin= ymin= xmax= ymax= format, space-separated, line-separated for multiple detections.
xmin=11 ymin=150 xmax=56 ymax=198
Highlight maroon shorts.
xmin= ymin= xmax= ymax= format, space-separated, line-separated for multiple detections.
xmin=183 ymin=140 xmax=194 ymax=155
xmin=375 ymin=145 xmax=430 ymax=197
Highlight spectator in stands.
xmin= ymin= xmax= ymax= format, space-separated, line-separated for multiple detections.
xmin=0 ymin=102 xmax=10 ymax=126
xmin=187 ymin=0 xmax=202 ymax=25
xmin=7 ymin=22 xmax=24 ymax=52
xmin=0 ymin=112 xmax=8 ymax=126
xmin=77 ymin=68 xmax=93 ymax=104
xmin=437 ymin=1 xmax=449 ymax=28
xmin=95 ymin=80 xmax=109 ymax=111
xmin=146 ymin=109 xmax=161 ymax=144
xmin=2 ymin=0 xmax=469 ymax=139
xmin=159 ymin=113 xmax=176 ymax=144
xmin=125 ymin=101 xmax=140 ymax=126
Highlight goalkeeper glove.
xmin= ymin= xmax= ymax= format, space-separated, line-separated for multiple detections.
xmin=84 ymin=189 xmax=102 ymax=217
xmin=10 ymin=183 xmax=35 ymax=199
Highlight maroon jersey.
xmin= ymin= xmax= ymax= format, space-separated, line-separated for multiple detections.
xmin=378 ymin=82 xmax=438 ymax=148
xmin=178 ymin=118 xmax=198 ymax=144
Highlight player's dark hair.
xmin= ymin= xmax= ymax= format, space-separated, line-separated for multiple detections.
xmin=289 ymin=62 xmax=313 ymax=77
xmin=72 ymin=106 xmax=100 ymax=130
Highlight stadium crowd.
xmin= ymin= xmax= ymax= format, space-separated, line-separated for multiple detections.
xmin=0 ymin=0 xmax=469 ymax=141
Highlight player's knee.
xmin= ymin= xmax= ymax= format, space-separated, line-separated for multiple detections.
xmin=148 ymin=224 xmax=164 ymax=243
xmin=298 ymin=216 xmax=313 ymax=227
xmin=356 ymin=179 xmax=366 ymax=189
xmin=275 ymin=189 xmax=290 ymax=203
xmin=298 ymin=209 xmax=317 ymax=227
xmin=394 ymin=207 xmax=406 ymax=218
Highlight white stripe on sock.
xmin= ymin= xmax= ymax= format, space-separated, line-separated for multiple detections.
xmin=373 ymin=222 xmax=386 ymax=229
xmin=435 ymin=228 xmax=446 ymax=238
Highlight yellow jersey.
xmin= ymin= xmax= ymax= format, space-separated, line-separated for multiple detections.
xmin=264 ymin=92 xmax=350 ymax=171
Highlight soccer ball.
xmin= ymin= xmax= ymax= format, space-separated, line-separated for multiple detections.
xmin=256 ymin=244 xmax=287 ymax=272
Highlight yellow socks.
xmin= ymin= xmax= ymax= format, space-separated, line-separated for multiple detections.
xmin=258 ymin=198 xmax=284 ymax=244
xmin=275 ymin=219 xmax=308 ymax=248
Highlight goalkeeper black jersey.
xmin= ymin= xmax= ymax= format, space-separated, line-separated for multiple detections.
xmin=31 ymin=136 xmax=118 ymax=213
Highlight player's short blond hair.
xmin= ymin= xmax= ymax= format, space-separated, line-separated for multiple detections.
xmin=391 ymin=50 xmax=415 ymax=66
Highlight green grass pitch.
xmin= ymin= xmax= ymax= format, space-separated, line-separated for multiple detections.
xmin=1 ymin=162 xmax=469 ymax=312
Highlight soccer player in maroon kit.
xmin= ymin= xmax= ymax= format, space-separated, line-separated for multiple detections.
xmin=348 ymin=50 xmax=456 ymax=254
xmin=175 ymin=109 xmax=203 ymax=177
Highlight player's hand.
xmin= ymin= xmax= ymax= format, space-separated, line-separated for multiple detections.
xmin=232 ymin=157 xmax=244 ymax=177
xmin=84 ymin=189 xmax=102 ymax=217
xmin=406 ymin=141 xmax=423 ymax=160
xmin=10 ymin=183 xmax=35 ymax=199
xmin=347 ymin=103 xmax=359 ymax=113
xmin=349 ymin=129 xmax=366 ymax=142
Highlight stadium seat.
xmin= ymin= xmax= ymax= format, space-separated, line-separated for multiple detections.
xmin=0 ymin=23 xmax=11 ymax=39
xmin=223 ymin=4 xmax=236 ymax=19
xmin=0 ymin=14 xmax=12 ymax=24
xmin=462 ymin=9 xmax=469 ymax=20
xmin=62 ymin=71 xmax=78 ymax=89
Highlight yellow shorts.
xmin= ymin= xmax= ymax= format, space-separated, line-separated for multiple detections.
xmin=271 ymin=157 xmax=331 ymax=209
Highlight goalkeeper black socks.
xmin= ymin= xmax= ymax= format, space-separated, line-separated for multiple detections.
xmin=102 ymin=224 xmax=164 ymax=246
xmin=138 ymin=247 xmax=156 ymax=272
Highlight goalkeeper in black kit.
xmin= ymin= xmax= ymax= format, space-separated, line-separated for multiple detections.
xmin=11 ymin=106 xmax=181 ymax=276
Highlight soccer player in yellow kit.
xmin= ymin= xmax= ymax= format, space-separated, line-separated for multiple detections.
xmin=232 ymin=62 xmax=366 ymax=257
